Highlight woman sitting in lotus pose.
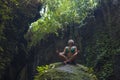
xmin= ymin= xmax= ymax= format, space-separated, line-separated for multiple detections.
xmin=57 ymin=39 xmax=79 ymax=64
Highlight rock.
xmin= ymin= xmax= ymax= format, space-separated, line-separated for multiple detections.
xmin=34 ymin=62 xmax=98 ymax=80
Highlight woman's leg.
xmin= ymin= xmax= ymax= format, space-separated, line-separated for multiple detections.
xmin=59 ymin=52 xmax=68 ymax=61
xmin=69 ymin=50 xmax=79 ymax=63
xmin=69 ymin=53 xmax=77 ymax=62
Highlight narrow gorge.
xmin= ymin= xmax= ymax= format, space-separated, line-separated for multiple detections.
xmin=0 ymin=0 xmax=120 ymax=80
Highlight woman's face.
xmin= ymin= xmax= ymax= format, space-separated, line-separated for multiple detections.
xmin=68 ymin=42 xmax=73 ymax=46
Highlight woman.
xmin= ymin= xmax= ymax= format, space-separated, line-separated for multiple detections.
xmin=57 ymin=39 xmax=79 ymax=64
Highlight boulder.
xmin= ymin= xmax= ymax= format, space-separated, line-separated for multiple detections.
xmin=34 ymin=62 xmax=97 ymax=80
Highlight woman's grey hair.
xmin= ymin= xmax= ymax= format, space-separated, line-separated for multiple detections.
xmin=68 ymin=39 xmax=74 ymax=44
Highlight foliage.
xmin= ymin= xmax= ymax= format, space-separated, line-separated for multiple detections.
xmin=26 ymin=0 xmax=97 ymax=47
xmin=34 ymin=63 xmax=98 ymax=80
xmin=0 ymin=0 xmax=40 ymax=79
xmin=85 ymin=28 xmax=119 ymax=80
xmin=0 ymin=0 xmax=11 ymax=40
xmin=83 ymin=0 xmax=120 ymax=79
xmin=0 ymin=0 xmax=18 ymax=79
xmin=34 ymin=64 xmax=56 ymax=80
xmin=36 ymin=65 xmax=49 ymax=75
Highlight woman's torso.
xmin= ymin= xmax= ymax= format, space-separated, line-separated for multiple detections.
xmin=65 ymin=46 xmax=76 ymax=54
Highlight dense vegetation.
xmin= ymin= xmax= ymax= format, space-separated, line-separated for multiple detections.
xmin=26 ymin=0 xmax=97 ymax=47
xmin=84 ymin=1 xmax=120 ymax=79
xmin=0 ymin=0 xmax=41 ymax=80
xmin=0 ymin=0 xmax=120 ymax=80
xmin=0 ymin=0 xmax=18 ymax=79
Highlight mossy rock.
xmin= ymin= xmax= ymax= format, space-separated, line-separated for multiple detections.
xmin=34 ymin=62 xmax=98 ymax=80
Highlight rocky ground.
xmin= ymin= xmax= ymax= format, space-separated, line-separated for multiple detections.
xmin=34 ymin=62 xmax=98 ymax=80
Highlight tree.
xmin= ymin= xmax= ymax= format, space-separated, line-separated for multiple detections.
xmin=26 ymin=0 xmax=97 ymax=47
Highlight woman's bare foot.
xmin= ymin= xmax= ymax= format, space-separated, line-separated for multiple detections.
xmin=63 ymin=60 xmax=70 ymax=64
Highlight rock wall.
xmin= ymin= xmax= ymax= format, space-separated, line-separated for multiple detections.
xmin=0 ymin=0 xmax=41 ymax=80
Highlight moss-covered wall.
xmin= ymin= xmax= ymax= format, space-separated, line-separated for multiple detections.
xmin=80 ymin=0 xmax=120 ymax=80
xmin=0 ymin=0 xmax=41 ymax=80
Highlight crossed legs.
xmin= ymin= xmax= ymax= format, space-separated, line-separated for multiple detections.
xmin=58 ymin=52 xmax=77 ymax=64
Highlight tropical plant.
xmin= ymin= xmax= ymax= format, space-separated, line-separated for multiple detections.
xmin=26 ymin=0 xmax=97 ymax=47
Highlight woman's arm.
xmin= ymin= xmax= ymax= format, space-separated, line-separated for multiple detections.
xmin=74 ymin=46 xmax=79 ymax=55
xmin=62 ymin=47 xmax=66 ymax=55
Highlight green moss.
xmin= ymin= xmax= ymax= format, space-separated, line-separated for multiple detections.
xmin=34 ymin=62 xmax=98 ymax=80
